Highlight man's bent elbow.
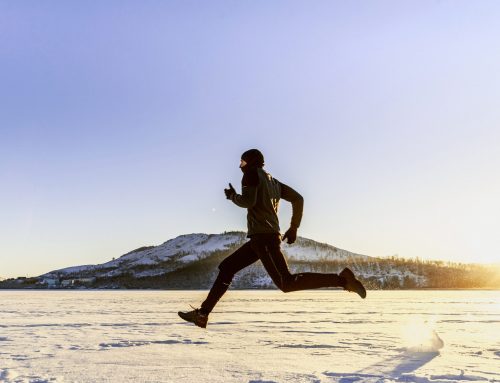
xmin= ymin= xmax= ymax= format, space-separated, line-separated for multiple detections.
xmin=293 ymin=194 xmax=304 ymax=208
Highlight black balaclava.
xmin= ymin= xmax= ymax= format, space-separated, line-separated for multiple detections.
xmin=241 ymin=149 xmax=265 ymax=173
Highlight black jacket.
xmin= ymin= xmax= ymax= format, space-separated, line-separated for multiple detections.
xmin=230 ymin=168 xmax=303 ymax=237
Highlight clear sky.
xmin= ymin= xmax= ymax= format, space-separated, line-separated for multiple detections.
xmin=1 ymin=1 xmax=499 ymax=278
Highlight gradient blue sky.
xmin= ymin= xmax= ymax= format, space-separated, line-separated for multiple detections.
xmin=1 ymin=1 xmax=499 ymax=278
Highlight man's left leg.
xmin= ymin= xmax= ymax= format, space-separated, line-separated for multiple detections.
xmin=200 ymin=241 xmax=258 ymax=315
xmin=178 ymin=241 xmax=258 ymax=328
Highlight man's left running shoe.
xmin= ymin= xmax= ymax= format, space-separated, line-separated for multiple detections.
xmin=178 ymin=307 xmax=208 ymax=328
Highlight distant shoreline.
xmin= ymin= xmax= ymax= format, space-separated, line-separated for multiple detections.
xmin=1 ymin=287 xmax=499 ymax=291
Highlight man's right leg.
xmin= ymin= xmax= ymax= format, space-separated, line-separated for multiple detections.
xmin=250 ymin=234 xmax=366 ymax=298
xmin=199 ymin=241 xmax=259 ymax=315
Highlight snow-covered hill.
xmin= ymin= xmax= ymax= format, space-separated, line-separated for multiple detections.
xmin=37 ymin=232 xmax=428 ymax=289
xmin=44 ymin=232 xmax=369 ymax=278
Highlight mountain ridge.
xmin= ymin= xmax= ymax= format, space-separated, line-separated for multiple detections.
xmin=44 ymin=231 xmax=372 ymax=279
xmin=34 ymin=231 xmax=419 ymax=289
xmin=1 ymin=232 xmax=497 ymax=289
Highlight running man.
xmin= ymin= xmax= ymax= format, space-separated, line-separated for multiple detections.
xmin=178 ymin=149 xmax=366 ymax=328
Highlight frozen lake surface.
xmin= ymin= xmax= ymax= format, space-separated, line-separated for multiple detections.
xmin=0 ymin=290 xmax=498 ymax=383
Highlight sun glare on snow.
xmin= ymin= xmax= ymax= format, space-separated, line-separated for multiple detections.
xmin=400 ymin=316 xmax=444 ymax=353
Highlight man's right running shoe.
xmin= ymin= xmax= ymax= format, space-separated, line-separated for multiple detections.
xmin=178 ymin=307 xmax=208 ymax=328
xmin=340 ymin=267 xmax=367 ymax=299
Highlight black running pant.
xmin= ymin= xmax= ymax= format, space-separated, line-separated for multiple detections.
xmin=200 ymin=233 xmax=344 ymax=314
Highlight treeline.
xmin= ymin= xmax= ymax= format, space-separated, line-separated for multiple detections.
xmin=309 ymin=256 xmax=500 ymax=289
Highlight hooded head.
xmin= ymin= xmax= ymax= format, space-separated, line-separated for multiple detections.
xmin=240 ymin=149 xmax=265 ymax=173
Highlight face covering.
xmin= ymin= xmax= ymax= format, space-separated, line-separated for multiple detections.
xmin=240 ymin=149 xmax=264 ymax=173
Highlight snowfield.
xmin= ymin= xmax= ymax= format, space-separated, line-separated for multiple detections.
xmin=0 ymin=290 xmax=498 ymax=383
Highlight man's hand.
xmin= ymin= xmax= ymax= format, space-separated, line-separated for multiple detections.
xmin=224 ymin=183 xmax=236 ymax=199
xmin=282 ymin=227 xmax=297 ymax=244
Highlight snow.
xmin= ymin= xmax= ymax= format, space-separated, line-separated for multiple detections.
xmin=251 ymin=275 xmax=274 ymax=288
xmin=178 ymin=254 xmax=200 ymax=263
xmin=0 ymin=290 xmax=498 ymax=383
xmin=133 ymin=269 xmax=168 ymax=278
xmin=50 ymin=265 xmax=98 ymax=275
xmin=283 ymin=238 xmax=369 ymax=263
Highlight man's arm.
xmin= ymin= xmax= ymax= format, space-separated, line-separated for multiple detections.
xmin=230 ymin=170 xmax=259 ymax=208
xmin=279 ymin=182 xmax=304 ymax=229
xmin=230 ymin=185 xmax=258 ymax=208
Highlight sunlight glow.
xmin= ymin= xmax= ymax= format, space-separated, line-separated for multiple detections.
xmin=400 ymin=317 xmax=444 ymax=353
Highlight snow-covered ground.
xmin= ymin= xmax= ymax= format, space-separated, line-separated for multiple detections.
xmin=0 ymin=290 xmax=498 ymax=383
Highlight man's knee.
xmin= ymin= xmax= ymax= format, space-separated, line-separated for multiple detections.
xmin=279 ymin=283 xmax=293 ymax=293
xmin=276 ymin=275 xmax=296 ymax=293
xmin=217 ymin=260 xmax=236 ymax=284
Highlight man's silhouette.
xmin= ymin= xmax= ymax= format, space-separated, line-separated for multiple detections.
xmin=179 ymin=149 xmax=366 ymax=328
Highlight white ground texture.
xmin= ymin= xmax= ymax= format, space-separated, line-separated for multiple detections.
xmin=0 ymin=290 xmax=498 ymax=383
